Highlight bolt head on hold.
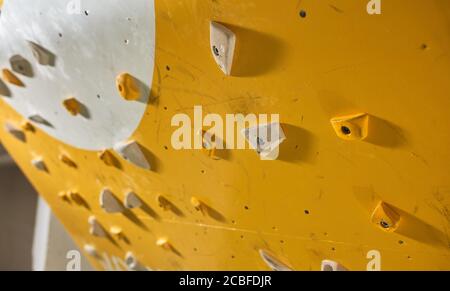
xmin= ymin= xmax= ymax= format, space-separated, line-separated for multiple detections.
xmin=62 ymin=97 xmax=82 ymax=116
xmin=330 ymin=113 xmax=369 ymax=141
xmin=116 ymin=73 xmax=141 ymax=101
xmin=371 ymin=201 xmax=401 ymax=232
xmin=210 ymin=21 xmax=236 ymax=76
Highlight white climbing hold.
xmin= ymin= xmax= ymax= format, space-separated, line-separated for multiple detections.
xmin=28 ymin=41 xmax=55 ymax=66
xmin=5 ymin=122 xmax=25 ymax=142
xmin=259 ymin=249 xmax=293 ymax=271
xmin=125 ymin=252 xmax=138 ymax=270
xmin=28 ymin=114 xmax=52 ymax=127
xmin=124 ymin=192 xmax=142 ymax=209
xmin=99 ymin=188 xmax=124 ymax=213
xmin=113 ymin=140 xmax=150 ymax=170
xmin=321 ymin=260 xmax=348 ymax=271
xmin=210 ymin=21 xmax=236 ymax=76
xmin=88 ymin=216 xmax=106 ymax=237
xmin=241 ymin=122 xmax=286 ymax=160
xmin=31 ymin=157 xmax=47 ymax=172
xmin=83 ymin=244 xmax=98 ymax=257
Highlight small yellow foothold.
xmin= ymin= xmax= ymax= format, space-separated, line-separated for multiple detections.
xmin=21 ymin=121 xmax=35 ymax=133
xmin=58 ymin=192 xmax=70 ymax=202
xmin=110 ymin=226 xmax=123 ymax=237
xmin=68 ymin=191 xmax=84 ymax=206
xmin=62 ymin=97 xmax=81 ymax=116
xmin=156 ymin=238 xmax=171 ymax=250
xmin=98 ymin=150 xmax=115 ymax=166
xmin=59 ymin=154 xmax=77 ymax=168
xmin=116 ymin=73 xmax=141 ymax=101
xmin=157 ymin=195 xmax=172 ymax=211
xmin=330 ymin=113 xmax=369 ymax=141
xmin=190 ymin=197 xmax=206 ymax=214
xmin=371 ymin=201 xmax=401 ymax=232
xmin=2 ymin=68 xmax=24 ymax=87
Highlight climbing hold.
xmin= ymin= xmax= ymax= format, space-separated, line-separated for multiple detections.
xmin=156 ymin=238 xmax=171 ymax=250
xmin=99 ymin=188 xmax=124 ymax=213
xmin=21 ymin=121 xmax=35 ymax=133
xmin=199 ymin=130 xmax=220 ymax=160
xmin=113 ymin=140 xmax=150 ymax=170
xmin=28 ymin=41 xmax=56 ymax=66
xmin=157 ymin=195 xmax=173 ymax=211
xmin=88 ymin=216 xmax=107 ymax=237
xmin=83 ymin=244 xmax=98 ymax=257
xmin=59 ymin=154 xmax=77 ymax=168
xmin=5 ymin=122 xmax=26 ymax=142
xmin=124 ymin=192 xmax=142 ymax=209
xmin=190 ymin=197 xmax=206 ymax=214
xmin=62 ymin=97 xmax=82 ymax=116
xmin=98 ymin=150 xmax=116 ymax=167
xmin=32 ymin=157 xmax=48 ymax=172
xmin=0 ymin=78 xmax=11 ymax=97
xmin=109 ymin=226 xmax=124 ymax=238
xmin=330 ymin=113 xmax=369 ymax=141
xmin=210 ymin=21 xmax=236 ymax=75
xmin=124 ymin=252 xmax=139 ymax=270
xmin=241 ymin=122 xmax=286 ymax=160
xmin=259 ymin=249 xmax=293 ymax=271
xmin=58 ymin=192 xmax=70 ymax=203
xmin=9 ymin=55 xmax=33 ymax=77
xmin=28 ymin=114 xmax=52 ymax=127
xmin=321 ymin=260 xmax=348 ymax=271
xmin=371 ymin=201 xmax=401 ymax=232
xmin=116 ymin=73 xmax=141 ymax=101
xmin=68 ymin=191 xmax=85 ymax=206
xmin=2 ymin=68 xmax=24 ymax=87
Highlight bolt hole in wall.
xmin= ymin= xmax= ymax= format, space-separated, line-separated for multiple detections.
xmin=299 ymin=10 xmax=307 ymax=18
xmin=340 ymin=126 xmax=351 ymax=136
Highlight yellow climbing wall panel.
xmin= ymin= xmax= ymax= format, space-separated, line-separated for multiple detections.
xmin=1 ymin=0 xmax=450 ymax=270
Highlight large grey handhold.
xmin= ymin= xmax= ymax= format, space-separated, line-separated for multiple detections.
xmin=10 ymin=55 xmax=34 ymax=77
xmin=5 ymin=122 xmax=26 ymax=142
xmin=99 ymin=188 xmax=124 ymax=213
xmin=28 ymin=41 xmax=56 ymax=66
xmin=88 ymin=216 xmax=107 ymax=237
xmin=124 ymin=192 xmax=142 ymax=209
xmin=114 ymin=140 xmax=151 ymax=170
xmin=210 ymin=21 xmax=236 ymax=76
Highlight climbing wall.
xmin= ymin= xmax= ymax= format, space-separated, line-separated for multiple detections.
xmin=1 ymin=0 xmax=450 ymax=270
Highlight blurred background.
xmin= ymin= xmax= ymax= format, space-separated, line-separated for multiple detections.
xmin=0 ymin=143 xmax=92 ymax=271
